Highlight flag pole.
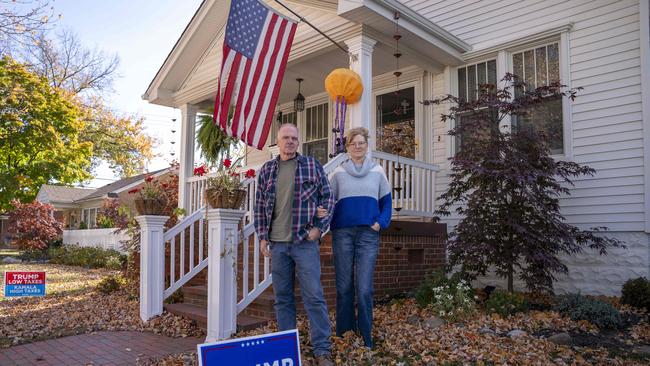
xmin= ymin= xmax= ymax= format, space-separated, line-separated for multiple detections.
xmin=273 ymin=0 xmax=355 ymax=61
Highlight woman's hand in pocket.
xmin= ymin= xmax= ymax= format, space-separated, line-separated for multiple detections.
xmin=371 ymin=222 xmax=381 ymax=232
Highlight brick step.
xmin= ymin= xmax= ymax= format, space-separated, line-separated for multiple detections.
xmin=164 ymin=303 xmax=269 ymax=331
xmin=179 ymin=284 xmax=276 ymax=320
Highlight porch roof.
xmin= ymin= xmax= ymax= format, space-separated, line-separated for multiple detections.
xmin=143 ymin=0 xmax=471 ymax=108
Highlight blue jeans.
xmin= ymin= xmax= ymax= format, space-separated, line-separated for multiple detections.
xmin=332 ymin=226 xmax=380 ymax=348
xmin=270 ymin=240 xmax=331 ymax=357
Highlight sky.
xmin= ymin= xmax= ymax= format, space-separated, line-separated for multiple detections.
xmin=48 ymin=0 xmax=203 ymax=187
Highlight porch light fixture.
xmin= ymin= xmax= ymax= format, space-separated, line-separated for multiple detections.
xmin=293 ymin=78 xmax=305 ymax=112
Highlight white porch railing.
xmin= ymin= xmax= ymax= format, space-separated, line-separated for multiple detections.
xmin=371 ymin=151 xmax=439 ymax=217
xmin=140 ymin=151 xmax=438 ymax=339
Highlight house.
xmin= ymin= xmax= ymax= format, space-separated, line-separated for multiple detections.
xmin=29 ymin=168 xmax=172 ymax=252
xmin=140 ymin=0 xmax=649 ymax=331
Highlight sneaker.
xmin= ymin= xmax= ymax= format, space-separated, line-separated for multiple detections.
xmin=315 ymin=355 xmax=334 ymax=366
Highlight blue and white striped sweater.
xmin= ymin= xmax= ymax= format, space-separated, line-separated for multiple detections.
xmin=329 ymin=156 xmax=392 ymax=230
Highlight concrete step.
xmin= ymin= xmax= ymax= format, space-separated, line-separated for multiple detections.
xmin=164 ymin=303 xmax=270 ymax=331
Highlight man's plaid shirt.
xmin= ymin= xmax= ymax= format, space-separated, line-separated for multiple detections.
xmin=254 ymin=153 xmax=334 ymax=243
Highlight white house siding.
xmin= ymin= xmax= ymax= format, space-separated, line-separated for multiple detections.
xmin=403 ymin=0 xmax=649 ymax=294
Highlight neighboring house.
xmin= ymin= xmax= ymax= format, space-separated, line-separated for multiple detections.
xmin=143 ymin=0 xmax=650 ymax=302
xmin=31 ymin=168 xmax=173 ymax=252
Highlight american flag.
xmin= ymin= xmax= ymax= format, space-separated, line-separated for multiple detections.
xmin=214 ymin=0 xmax=298 ymax=150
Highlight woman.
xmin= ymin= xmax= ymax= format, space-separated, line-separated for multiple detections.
xmin=318 ymin=127 xmax=392 ymax=348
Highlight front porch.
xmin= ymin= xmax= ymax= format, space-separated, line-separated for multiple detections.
xmin=140 ymin=0 xmax=470 ymax=341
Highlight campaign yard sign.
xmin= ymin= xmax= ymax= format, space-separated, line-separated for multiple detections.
xmin=4 ymin=271 xmax=46 ymax=297
xmin=197 ymin=329 xmax=301 ymax=366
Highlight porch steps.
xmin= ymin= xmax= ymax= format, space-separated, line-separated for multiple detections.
xmin=164 ymin=303 xmax=269 ymax=331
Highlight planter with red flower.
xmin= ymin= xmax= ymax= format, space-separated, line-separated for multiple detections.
xmin=202 ymin=159 xmax=255 ymax=209
xmin=129 ymin=175 xmax=167 ymax=215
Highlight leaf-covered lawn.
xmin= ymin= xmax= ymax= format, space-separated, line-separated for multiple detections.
xmin=0 ymin=263 xmax=203 ymax=348
xmin=141 ymin=298 xmax=650 ymax=366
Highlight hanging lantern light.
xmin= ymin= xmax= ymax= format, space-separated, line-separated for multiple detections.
xmin=324 ymin=68 xmax=363 ymax=156
xmin=293 ymin=78 xmax=305 ymax=112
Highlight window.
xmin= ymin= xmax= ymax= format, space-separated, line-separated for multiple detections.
xmin=512 ymin=43 xmax=563 ymax=154
xmin=302 ymin=103 xmax=328 ymax=164
xmin=268 ymin=111 xmax=296 ymax=146
xmin=376 ymin=87 xmax=415 ymax=158
xmin=81 ymin=208 xmax=98 ymax=229
xmin=455 ymin=60 xmax=497 ymax=152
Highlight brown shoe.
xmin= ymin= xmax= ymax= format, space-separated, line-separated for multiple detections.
xmin=315 ymin=355 xmax=334 ymax=366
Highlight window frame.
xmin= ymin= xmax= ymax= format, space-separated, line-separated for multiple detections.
xmin=270 ymin=93 xmax=331 ymax=162
xmin=449 ymin=33 xmax=572 ymax=160
xmin=371 ymin=78 xmax=423 ymax=160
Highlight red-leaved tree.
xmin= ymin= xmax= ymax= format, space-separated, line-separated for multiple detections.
xmin=8 ymin=200 xmax=63 ymax=250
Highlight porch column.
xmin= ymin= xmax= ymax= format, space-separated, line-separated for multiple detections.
xmin=205 ymin=208 xmax=247 ymax=342
xmin=345 ymin=35 xmax=377 ymax=138
xmin=135 ymin=215 xmax=169 ymax=322
xmin=178 ymin=103 xmax=198 ymax=212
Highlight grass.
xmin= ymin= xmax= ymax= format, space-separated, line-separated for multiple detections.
xmin=0 ymin=263 xmax=118 ymax=299
xmin=0 ymin=248 xmax=21 ymax=257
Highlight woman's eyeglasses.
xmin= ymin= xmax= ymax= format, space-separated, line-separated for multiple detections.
xmin=348 ymin=141 xmax=368 ymax=147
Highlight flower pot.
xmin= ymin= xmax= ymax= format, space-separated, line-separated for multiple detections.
xmin=134 ymin=197 xmax=167 ymax=215
xmin=205 ymin=188 xmax=247 ymax=209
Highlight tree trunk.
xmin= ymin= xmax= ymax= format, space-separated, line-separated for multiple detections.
xmin=507 ymin=261 xmax=514 ymax=293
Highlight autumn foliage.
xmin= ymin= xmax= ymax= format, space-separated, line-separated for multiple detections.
xmin=8 ymin=200 xmax=63 ymax=250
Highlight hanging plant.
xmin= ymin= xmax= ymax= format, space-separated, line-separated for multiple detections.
xmin=196 ymin=107 xmax=239 ymax=166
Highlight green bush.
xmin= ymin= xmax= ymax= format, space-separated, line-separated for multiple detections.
xmin=621 ymin=277 xmax=650 ymax=311
xmin=416 ymin=271 xmax=454 ymax=307
xmin=415 ymin=271 xmax=475 ymax=321
xmin=19 ymin=248 xmax=49 ymax=261
xmin=78 ymin=221 xmax=88 ymax=230
xmin=97 ymin=216 xmax=114 ymax=228
xmin=96 ymin=275 xmax=126 ymax=294
xmin=48 ymin=245 xmax=125 ymax=269
xmin=485 ymin=291 xmax=528 ymax=317
xmin=554 ymin=293 xmax=622 ymax=329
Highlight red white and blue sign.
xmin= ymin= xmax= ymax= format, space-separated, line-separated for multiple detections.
xmin=197 ymin=329 xmax=301 ymax=366
xmin=3 ymin=271 xmax=46 ymax=297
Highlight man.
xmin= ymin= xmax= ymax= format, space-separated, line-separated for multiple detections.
xmin=254 ymin=123 xmax=335 ymax=366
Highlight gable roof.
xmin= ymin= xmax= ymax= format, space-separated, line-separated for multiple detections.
xmin=37 ymin=185 xmax=96 ymax=204
xmin=76 ymin=168 xmax=169 ymax=202
xmin=37 ymin=168 xmax=170 ymax=205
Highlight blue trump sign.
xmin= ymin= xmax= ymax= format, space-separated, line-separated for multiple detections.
xmin=198 ymin=329 xmax=301 ymax=366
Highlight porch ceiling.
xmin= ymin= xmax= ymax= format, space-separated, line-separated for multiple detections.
xmin=148 ymin=0 xmax=471 ymax=109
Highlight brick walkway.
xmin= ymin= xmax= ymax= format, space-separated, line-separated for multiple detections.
xmin=0 ymin=331 xmax=203 ymax=366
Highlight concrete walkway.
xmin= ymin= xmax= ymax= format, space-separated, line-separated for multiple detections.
xmin=0 ymin=331 xmax=203 ymax=366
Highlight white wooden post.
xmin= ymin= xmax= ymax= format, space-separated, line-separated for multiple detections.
xmin=178 ymin=104 xmax=198 ymax=212
xmin=135 ymin=215 xmax=169 ymax=322
xmin=205 ymin=208 xmax=247 ymax=342
xmin=345 ymin=35 xmax=376 ymax=147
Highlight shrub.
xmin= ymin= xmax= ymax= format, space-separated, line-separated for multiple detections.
xmin=485 ymin=291 xmax=528 ymax=317
xmin=96 ymin=275 xmax=126 ymax=294
xmin=555 ymin=293 xmax=622 ymax=329
xmin=416 ymin=271 xmax=475 ymax=321
xmin=78 ymin=221 xmax=88 ymax=230
xmin=416 ymin=271 xmax=452 ymax=307
xmin=621 ymin=277 xmax=650 ymax=311
xmin=8 ymin=200 xmax=63 ymax=250
xmin=19 ymin=248 xmax=49 ymax=262
xmin=48 ymin=245 xmax=125 ymax=269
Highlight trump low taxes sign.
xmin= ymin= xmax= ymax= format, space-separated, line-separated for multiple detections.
xmin=198 ymin=329 xmax=301 ymax=366
xmin=4 ymin=271 xmax=46 ymax=297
